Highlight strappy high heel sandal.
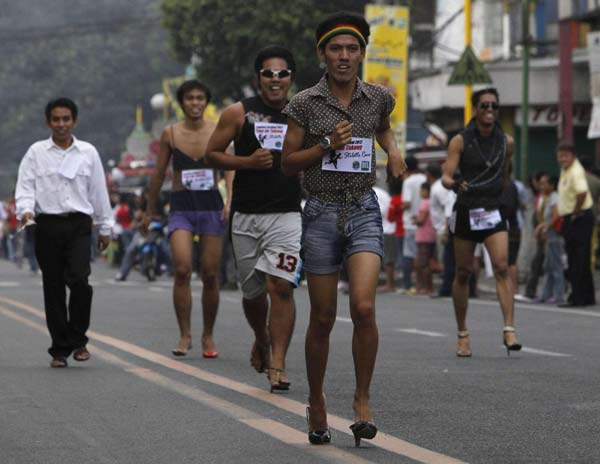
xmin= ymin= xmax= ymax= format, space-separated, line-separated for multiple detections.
xmin=267 ymin=368 xmax=290 ymax=393
xmin=503 ymin=326 xmax=522 ymax=356
xmin=306 ymin=407 xmax=331 ymax=445
xmin=456 ymin=330 xmax=472 ymax=357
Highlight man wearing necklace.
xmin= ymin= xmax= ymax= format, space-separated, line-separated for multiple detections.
xmin=441 ymin=87 xmax=522 ymax=358
xmin=143 ymin=80 xmax=233 ymax=359
xmin=282 ymin=12 xmax=406 ymax=447
xmin=206 ymin=46 xmax=302 ymax=393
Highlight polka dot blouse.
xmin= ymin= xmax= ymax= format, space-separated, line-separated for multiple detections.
xmin=283 ymin=74 xmax=395 ymax=204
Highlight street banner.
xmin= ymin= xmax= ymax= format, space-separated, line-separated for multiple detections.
xmin=364 ymin=4 xmax=409 ymax=158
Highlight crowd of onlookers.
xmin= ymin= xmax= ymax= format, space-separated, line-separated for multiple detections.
xmin=369 ymin=152 xmax=600 ymax=305
xmin=3 ymin=149 xmax=600 ymax=306
xmin=0 ymin=194 xmax=39 ymax=274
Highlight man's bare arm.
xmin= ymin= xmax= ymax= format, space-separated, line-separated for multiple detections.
xmin=206 ymin=103 xmax=273 ymax=171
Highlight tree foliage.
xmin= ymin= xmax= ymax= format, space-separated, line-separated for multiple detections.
xmin=161 ymin=0 xmax=369 ymax=102
xmin=0 ymin=0 xmax=182 ymax=197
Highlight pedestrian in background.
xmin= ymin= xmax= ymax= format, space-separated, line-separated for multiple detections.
xmin=400 ymin=156 xmax=426 ymax=295
xmin=15 ymin=97 xmax=113 ymax=368
xmin=580 ymin=156 xmax=600 ymax=270
xmin=387 ymin=178 xmax=404 ymax=287
xmin=373 ymin=183 xmax=396 ymax=293
xmin=518 ymin=171 xmax=547 ymax=302
xmin=430 ymin=164 xmax=456 ymax=298
xmin=556 ymin=144 xmax=595 ymax=307
xmin=537 ymin=175 xmax=565 ymax=304
xmin=414 ymin=182 xmax=435 ymax=295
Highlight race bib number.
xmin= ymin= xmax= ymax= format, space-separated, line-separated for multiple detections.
xmin=254 ymin=122 xmax=287 ymax=150
xmin=182 ymin=169 xmax=214 ymax=191
xmin=321 ymin=137 xmax=373 ymax=173
xmin=469 ymin=208 xmax=502 ymax=231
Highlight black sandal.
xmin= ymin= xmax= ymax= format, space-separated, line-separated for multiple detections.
xmin=306 ymin=407 xmax=331 ymax=445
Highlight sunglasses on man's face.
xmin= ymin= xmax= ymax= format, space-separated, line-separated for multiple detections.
xmin=259 ymin=69 xmax=292 ymax=79
xmin=479 ymin=101 xmax=499 ymax=110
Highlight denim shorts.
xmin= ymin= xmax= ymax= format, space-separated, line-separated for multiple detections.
xmin=301 ymin=190 xmax=383 ymax=275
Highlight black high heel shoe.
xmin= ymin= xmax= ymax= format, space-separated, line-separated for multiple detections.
xmin=349 ymin=421 xmax=377 ymax=447
xmin=306 ymin=407 xmax=331 ymax=445
xmin=503 ymin=326 xmax=522 ymax=356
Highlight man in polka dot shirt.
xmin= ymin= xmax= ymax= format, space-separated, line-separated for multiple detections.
xmin=282 ymin=11 xmax=406 ymax=447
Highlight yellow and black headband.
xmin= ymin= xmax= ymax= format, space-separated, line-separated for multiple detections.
xmin=317 ymin=24 xmax=367 ymax=49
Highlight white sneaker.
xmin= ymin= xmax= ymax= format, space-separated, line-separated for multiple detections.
xmin=514 ymin=294 xmax=533 ymax=302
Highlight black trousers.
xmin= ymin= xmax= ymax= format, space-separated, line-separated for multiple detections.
xmin=525 ymin=238 xmax=545 ymax=298
xmin=34 ymin=213 xmax=93 ymax=357
xmin=562 ymin=209 xmax=596 ymax=306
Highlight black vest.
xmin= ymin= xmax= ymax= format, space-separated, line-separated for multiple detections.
xmin=457 ymin=120 xmax=506 ymax=208
xmin=232 ymin=96 xmax=301 ymax=214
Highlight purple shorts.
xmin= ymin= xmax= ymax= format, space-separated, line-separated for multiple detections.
xmin=168 ymin=210 xmax=226 ymax=237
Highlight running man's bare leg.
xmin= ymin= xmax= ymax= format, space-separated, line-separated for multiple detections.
xmin=199 ymin=234 xmax=224 ymax=353
xmin=243 ymin=292 xmax=270 ymax=371
xmin=484 ymin=231 xmax=519 ymax=345
xmin=305 ymin=271 xmax=338 ymax=430
xmin=266 ymin=274 xmax=296 ymax=381
xmin=346 ymin=252 xmax=380 ymax=423
xmin=452 ymin=237 xmax=477 ymax=332
xmin=170 ymin=230 xmax=194 ymax=352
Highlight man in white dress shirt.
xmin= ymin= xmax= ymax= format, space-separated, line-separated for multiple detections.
xmin=15 ymin=97 xmax=113 ymax=368
xmin=400 ymin=156 xmax=426 ymax=293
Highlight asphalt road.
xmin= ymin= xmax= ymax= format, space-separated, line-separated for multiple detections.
xmin=1 ymin=259 xmax=599 ymax=464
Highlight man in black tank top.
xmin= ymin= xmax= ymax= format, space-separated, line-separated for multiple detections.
xmin=206 ymin=46 xmax=301 ymax=393
xmin=442 ymin=87 xmax=522 ymax=358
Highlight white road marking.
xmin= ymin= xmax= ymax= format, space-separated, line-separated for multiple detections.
xmin=396 ymin=328 xmax=447 ymax=338
xmin=0 ymin=281 xmax=19 ymax=287
xmin=518 ymin=347 xmax=573 ymax=357
xmin=336 ymin=317 xmax=352 ymax=323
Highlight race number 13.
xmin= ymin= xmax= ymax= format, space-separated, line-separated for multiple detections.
xmin=276 ymin=253 xmax=298 ymax=272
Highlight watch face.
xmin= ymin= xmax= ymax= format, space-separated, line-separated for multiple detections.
xmin=320 ymin=137 xmax=331 ymax=150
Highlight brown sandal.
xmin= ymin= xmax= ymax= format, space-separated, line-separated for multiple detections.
xmin=50 ymin=356 xmax=68 ymax=368
xmin=456 ymin=331 xmax=472 ymax=357
xmin=73 ymin=347 xmax=90 ymax=362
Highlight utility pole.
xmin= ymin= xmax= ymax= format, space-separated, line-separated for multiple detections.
xmin=520 ymin=0 xmax=531 ymax=181
xmin=464 ymin=0 xmax=472 ymax=125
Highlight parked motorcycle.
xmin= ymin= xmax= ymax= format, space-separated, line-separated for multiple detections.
xmin=139 ymin=220 xmax=164 ymax=281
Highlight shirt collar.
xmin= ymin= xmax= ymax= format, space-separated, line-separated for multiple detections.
xmin=45 ymin=135 xmax=81 ymax=153
xmin=307 ymin=73 xmax=374 ymax=102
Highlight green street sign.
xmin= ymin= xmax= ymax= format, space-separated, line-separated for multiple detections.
xmin=448 ymin=45 xmax=492 ymax=85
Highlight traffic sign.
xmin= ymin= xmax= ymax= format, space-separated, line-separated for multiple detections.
xmin=448 ymin=45 xmax=492 ymax=85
